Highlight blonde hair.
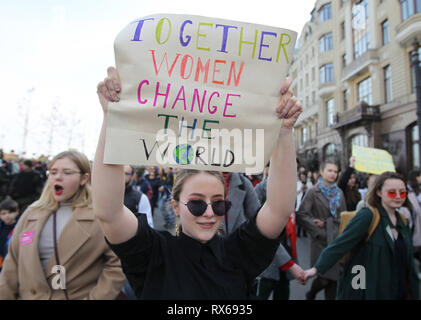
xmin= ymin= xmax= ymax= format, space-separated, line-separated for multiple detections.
xmin=171 ymin=169 xmax=225 ymax=201
xmin=30 ymin=151 xmax=92 ymax=211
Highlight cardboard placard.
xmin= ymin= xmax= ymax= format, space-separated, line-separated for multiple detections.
xmin=104 ymin=14 xmax=297 ymax=174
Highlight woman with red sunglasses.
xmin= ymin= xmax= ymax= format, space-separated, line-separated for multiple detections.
xmin=303 ymin=172 xmax=420 ymax=300
xmin=92 ymin=67 xmax=302 ymax=299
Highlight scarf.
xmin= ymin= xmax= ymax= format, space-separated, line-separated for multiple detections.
xmin=316 ymin=177 xmax=341 ymax=217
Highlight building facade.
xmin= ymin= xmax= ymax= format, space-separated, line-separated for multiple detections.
xmin=291 ymin=0 xmax=421 ymax=176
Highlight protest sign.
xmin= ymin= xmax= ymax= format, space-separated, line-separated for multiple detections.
xmin=352 ymin=145 xmax=396 ymax=175
xmin=103 ymin=14 xmax=297 ymax=174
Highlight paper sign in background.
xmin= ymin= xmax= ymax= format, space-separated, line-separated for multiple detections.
xmin=104 ymin=14 xmax=297 ymax=174
xmin=352 ymin=145 xmax=396 ymax=175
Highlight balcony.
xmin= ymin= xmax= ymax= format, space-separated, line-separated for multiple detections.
xmin=342 ymin=49 xmax=379 ymax=82
xmin=396 ymin=13 xmax=421 ymax=47
xmin=331 ymin=102 xmax=380 ymax=129
xmin=318 ymin=82 xmax=336 ymax=99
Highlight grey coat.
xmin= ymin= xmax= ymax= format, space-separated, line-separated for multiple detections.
xmin=296 ymin=185 xmax=346 ymax=281
xmin=220 ymin=173 xmax=261 ymax=235
xmin=255 ymin=179 xmax=294 ymax=281
xmin=259 ymin=244 xmax=293 ymax=281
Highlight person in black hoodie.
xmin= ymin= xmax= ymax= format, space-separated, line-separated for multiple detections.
xmin=337 ymin=156 xmax=361 ymax=211
xmin=8 ymin=160 xmax=43 ymax=214
xmin=0 ymin=199 xmax=19 ymax=272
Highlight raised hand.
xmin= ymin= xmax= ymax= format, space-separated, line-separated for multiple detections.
xmin=276 ymin=77 xmax=302 ymax=129
xmin=349 ymin=156 xmax=356 ymax=168
xmin=97 ymin=66 xmax=121 ymax=114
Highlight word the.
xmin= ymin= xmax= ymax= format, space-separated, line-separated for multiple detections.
xmin=51 ymin=265 xmax=66 ymax=290
xmin=131 ymin=17 xmax=292 ymax=63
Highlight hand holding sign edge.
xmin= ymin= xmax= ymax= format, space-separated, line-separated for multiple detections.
xmin=97 ymin=66 xmax=121 ymax=114
xmin=277 ymin=77 xmax=302 ymax=129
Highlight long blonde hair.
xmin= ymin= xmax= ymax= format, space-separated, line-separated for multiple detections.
xmin=30 ymin=150 xmax=92 ymax=211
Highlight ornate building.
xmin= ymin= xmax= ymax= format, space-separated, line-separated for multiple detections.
xmin=290 ymin=0 xmax=420 ymax=176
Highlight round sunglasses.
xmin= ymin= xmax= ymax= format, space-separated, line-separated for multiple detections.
xmin=386 ymin=190 xmax=407 ymax=199
xmin=181 ymin=199 xmax=232 ymax=217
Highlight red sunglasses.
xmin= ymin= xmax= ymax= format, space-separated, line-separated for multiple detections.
xmin=386 ymin=190 xmax=407 ymax=199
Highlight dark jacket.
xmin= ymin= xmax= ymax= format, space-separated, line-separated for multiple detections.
xmin=124 ymin=185 xmax=142 ymax=215
xmin=0 ymin=221 xmax=16 ymax=271
xmin=314 ymin=206 xmax=420 ymax=299
xmin=296 ymin=185 xmax=347 ymax=280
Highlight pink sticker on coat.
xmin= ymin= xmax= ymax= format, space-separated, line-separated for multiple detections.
xmin=20 ymin=230 xmax=36 ymax=246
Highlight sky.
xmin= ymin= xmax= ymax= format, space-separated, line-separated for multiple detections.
xmin=0 ymin=0 xmax=316 ymax=160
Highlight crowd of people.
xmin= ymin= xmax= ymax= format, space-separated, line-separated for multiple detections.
xmin=0 ymin=67 xmax=420 ymax=300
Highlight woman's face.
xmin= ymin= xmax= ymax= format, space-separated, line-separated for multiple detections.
xmin=320 ymin=164 xmax=338 ymax=185
xmin=377 ymin=178 xmax=407 ymax=211
xmin=348 ymin=173 xmax=357 ymax=187
xmin=48 ymin=157 xmax=89 ymax=202
xmin=172 ymin=172 xmax=225 ymax=243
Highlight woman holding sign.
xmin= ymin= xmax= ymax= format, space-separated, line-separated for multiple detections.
xmin=92 ymin=67 xmax=303 ymax=299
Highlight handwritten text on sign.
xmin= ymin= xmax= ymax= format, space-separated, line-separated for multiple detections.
xmin=352 ymin=145 xmax=396 ymax=175
xmin=104 ymin=14 xmax=297 ymax=173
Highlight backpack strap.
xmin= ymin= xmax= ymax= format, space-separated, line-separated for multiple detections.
xmin=365 ymin=206 xmax=381 ymax=242
xmin=397 ymin=211 xmax=408 ymax=226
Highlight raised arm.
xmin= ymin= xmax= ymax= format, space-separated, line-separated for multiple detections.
xmin=256 ymin=78 xmax=302 ymax=239
xmin=92 ymin=67 xmax=138 ymax=244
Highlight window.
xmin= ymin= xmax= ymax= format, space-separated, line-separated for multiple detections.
xmin=400 ymin=0 xmax=421 ymax=21
xmin=312 ymin=67 xmax=315 ymax=81
xmin=342 ymin=54 xmax=347 ymax=68
xmin=312 ymin=91 xmax=316 ymax=105
xmin=410 ymin=47 xmax=421 ymax=93
xmin=351 ymin=134 xmax=368 ymax=147
xmin=323 ymin=143 xmax=336 ymax=162
xmin=320 ymin=33 xmax=333 ymax=53
xmin=382 ymin=20 xmax=390 ymax=45
xmin=353 ymin=0 xmax=370 ymax=59
xmin=410 ymin=124 xmax=420 ymax=168
xmin=343 ymin=89 xmax=349 ymax=111
xmin=306 ymin=73 xmax=309 ymax=86
xmin=319 ymin=3 xmax=332 ymax=23
xmin=384 ymin=65 xmax=392 ymax=103
xmin=306 ymin=96 xmax=309 ymax=109
xmin=320 ymin=63 xmax=334 ymax=84
xmin=326 ymin=98 xmax=335 ymax=127
xmin=358 ymin=77 xmax=372 ymax=105
xmin=302 ymin=127 xmax=308 ymax=144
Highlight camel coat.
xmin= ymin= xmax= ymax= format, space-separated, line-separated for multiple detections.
xmin=0 ymin=206 xmax=125 ymax=300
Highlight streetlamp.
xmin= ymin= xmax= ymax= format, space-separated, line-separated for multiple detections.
xmin=411 ymin=38 xmax=421 ymax=169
